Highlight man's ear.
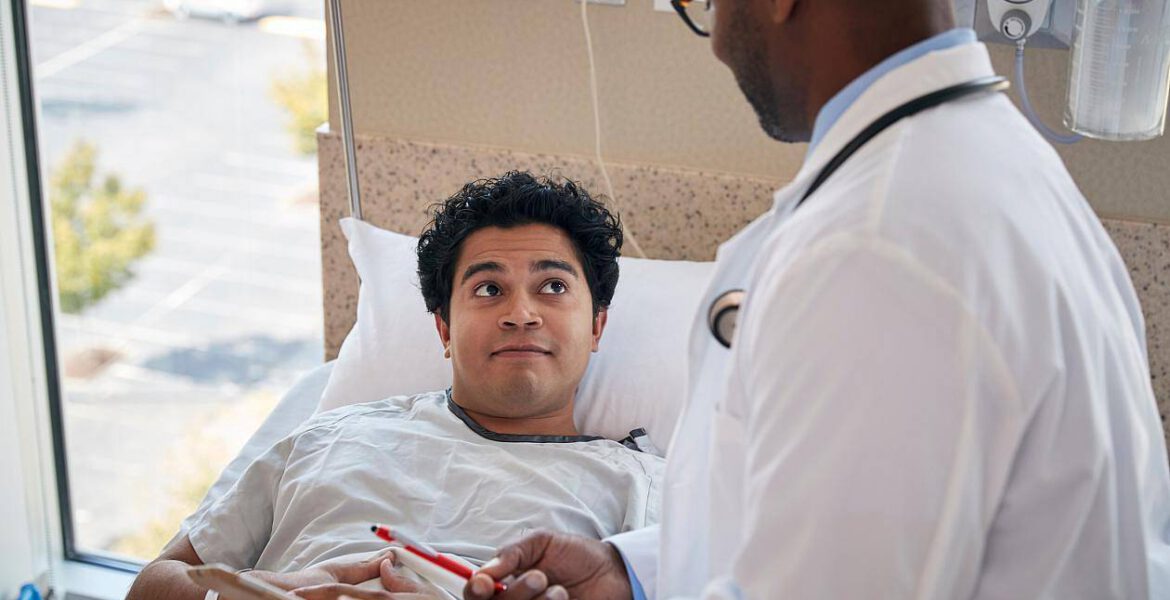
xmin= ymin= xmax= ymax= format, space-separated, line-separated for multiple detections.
xmin=434 ymin=312 xmax=451 ymax=350
xmin=591 ymin=308 xmax=608 ymax=353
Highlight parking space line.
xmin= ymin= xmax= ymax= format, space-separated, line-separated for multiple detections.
xmin=35 ymin=17 xmax=147 ymax=79
xmin=159 ymin=227 xmax=319 ymax=262
xmin=103 ymin=38 xmax=206 ymax=61
xmin=193 ymin=173 xmax=305 ymax=198
xmin=222 ymin=151 xmax=317 ymax=178
xmin=56 ymin=313 xmax=197 ymax=348
xmin=150 ymin=196 xmax=314 ymax=229
xmin=127 ymin=255 xmax=321 ymax=296
xmin=136 ymin=259 xmax=229 ymax=326
xmin=40 ymin=64 xmax=151 ymax=89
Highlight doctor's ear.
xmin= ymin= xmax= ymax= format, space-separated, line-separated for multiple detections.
xmin=765 ymin=0 xmax=799 ymax=25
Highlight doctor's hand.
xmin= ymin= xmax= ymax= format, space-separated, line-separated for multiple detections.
xmin=463 ymin=530 xmax=631 ymax=600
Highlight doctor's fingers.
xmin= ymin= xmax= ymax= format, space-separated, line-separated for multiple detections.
xmin=466 ymin=569 xmax=568 ymax=600
xmin=292 ymin=583 xmax=393 ymax=600
xmin=471 ymin=529 xmax=560 ymax=583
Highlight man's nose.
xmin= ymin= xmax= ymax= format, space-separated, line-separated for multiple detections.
xmin=499 ymin=294 xmax=542 ymax=329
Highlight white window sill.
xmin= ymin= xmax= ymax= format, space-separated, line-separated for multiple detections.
xmin=60 ymin=560 xmax=137 ymax=600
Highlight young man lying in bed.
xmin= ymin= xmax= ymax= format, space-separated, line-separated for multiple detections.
xmin=127 ymin=171 xmax=664 ymax=600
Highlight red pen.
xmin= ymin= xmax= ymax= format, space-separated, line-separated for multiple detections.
xmin=371 ymin=524 xmax=507 ymax=594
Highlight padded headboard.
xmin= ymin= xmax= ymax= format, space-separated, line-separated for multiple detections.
xmin=316 ymin=131 xmax=1170 ymax=449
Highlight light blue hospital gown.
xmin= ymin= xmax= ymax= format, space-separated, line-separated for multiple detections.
xmin=183 ymin=391 xmax=664 ymax=572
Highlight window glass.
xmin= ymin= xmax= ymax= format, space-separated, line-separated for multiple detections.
xmin=28 ymin=0 xmax=326 ymax=562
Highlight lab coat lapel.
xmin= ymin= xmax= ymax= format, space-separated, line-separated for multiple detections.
xmin=767 ymin=42 xmax=1000 ymax=226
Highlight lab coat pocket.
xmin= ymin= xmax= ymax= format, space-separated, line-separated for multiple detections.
xmin=708 ymin=407 xmax=747 ymax=573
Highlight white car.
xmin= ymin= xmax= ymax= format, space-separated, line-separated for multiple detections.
xmin=163 ymin=0 xmax=272 ymax=24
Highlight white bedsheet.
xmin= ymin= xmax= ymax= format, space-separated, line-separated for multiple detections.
xmin=182 ymin=389 xmax=664 ymax=577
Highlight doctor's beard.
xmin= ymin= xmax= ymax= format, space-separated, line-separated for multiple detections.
xmin=721 ymin=3 xmax=810 ymax=143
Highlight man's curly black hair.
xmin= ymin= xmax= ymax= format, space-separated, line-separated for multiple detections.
xmin=417 ymin=171 xmax=623 ymax=322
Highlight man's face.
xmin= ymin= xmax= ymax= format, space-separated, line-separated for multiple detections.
xmin=435 ymin=223 xmax=606 ymax=418
xmin=711 ymin=0 xmax=811 ymax=142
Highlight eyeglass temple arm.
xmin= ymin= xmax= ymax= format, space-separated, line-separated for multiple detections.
xmin=671 ymin=0 xmax=711 ymax=38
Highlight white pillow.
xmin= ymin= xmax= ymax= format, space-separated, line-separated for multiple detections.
xmin=318 ymin=218 xmax=712 ymax=454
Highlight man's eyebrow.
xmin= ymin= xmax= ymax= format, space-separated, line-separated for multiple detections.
xmin=461 ymin=261 xmax=504 ymax=285
xmin=532 ymin=259 xmax=578 ymax=278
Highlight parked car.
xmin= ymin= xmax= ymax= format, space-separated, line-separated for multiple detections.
xmin=162 ymin=0 xmax=276 ymax=24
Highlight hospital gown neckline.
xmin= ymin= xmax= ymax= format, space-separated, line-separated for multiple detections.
xmin=445 ymin=388 xmax=646 ymax=450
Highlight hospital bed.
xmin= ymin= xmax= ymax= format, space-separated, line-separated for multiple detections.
xmin=186 ymin=4 xmax=715 ymax=566
xmin=183 ymin=212 xmax=710 ymax=595
xmin=184 ymin=0 xmax=1170 ymax=584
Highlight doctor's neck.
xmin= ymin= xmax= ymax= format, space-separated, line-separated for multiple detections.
xmin=784 ymin=1 xmax=956 ymax=140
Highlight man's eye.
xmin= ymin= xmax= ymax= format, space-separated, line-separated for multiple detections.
xmin=540 ymin=280 xmax=568 ymax=295
xmin=474 ymin=283 xmax=501 ymax=297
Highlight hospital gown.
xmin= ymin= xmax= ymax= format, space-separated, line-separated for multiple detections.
xmin=182 ymin=390 xmax=663 ymax=574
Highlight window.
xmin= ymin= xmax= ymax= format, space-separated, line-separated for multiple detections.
xmin=21 ymin=0 xmax=327 ymax=567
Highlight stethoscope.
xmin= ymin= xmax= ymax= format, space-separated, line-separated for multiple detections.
xmin=707 ymin=75 xmax=1010 ymax=348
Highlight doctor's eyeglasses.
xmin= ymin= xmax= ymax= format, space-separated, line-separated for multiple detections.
xmin=671 ymin=0 xmax=712 ymax=38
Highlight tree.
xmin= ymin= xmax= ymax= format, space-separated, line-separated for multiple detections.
xmin=270 ymin=41 xmax=327 ymax=156
xmin=51 ymin=141 xmax=155 ymax=314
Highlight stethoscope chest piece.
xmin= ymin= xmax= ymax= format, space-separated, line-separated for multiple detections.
xmin=708 ymin=289 xmax=745 ymax=349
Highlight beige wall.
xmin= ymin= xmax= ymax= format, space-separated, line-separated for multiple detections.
xmin=326 ymin=0 xmax=802 ymax=182
xmin=987 ymin=45 xmax=1170 ymax=223
xmin=327 ymin=0 xmax=1170 ymax=223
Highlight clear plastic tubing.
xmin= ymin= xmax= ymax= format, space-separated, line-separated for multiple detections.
xmin=1066 ymin=0 xmax=1170 ymax=141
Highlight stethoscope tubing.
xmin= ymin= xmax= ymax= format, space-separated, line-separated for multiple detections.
xmin=709 ymin=76 xmax=1011 ymax=349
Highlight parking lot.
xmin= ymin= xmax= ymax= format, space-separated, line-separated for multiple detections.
xmin=29 ymin=0 xmax=327 ymax=558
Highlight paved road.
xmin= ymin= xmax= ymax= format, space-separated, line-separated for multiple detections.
xmin=29 ymin=0 xmax=327 ymax=559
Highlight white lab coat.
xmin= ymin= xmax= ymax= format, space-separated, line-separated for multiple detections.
xmin=609 ymin=41 xmax=1170 ymax=599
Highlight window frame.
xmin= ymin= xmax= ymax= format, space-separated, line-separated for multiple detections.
xmin=7 ymin=0 xmax=146 ymax=588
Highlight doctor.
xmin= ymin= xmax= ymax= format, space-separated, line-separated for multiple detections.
xmin=464 ymin=0 xmax=1170 ymax=598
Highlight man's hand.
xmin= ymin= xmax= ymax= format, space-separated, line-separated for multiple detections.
xmin=292 ymin=554 xmax=427 ymax=599
xmin=245 ymin=549 xmax=398 ymax=592
xmin=463 ymin=531 xmax=632 ymax=600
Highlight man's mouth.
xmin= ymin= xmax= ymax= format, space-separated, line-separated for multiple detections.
xmin=491 ymin=344 xmax=552 ymax=358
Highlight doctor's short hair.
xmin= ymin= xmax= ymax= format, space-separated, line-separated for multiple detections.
xmin=417 ymin=171 xmax=624 ymax=322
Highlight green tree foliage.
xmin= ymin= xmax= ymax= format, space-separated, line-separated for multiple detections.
xmin=270 ymin=42 xmax=327 ymax=156
xmin=51 ymin=141 xmax=155 ymax=314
